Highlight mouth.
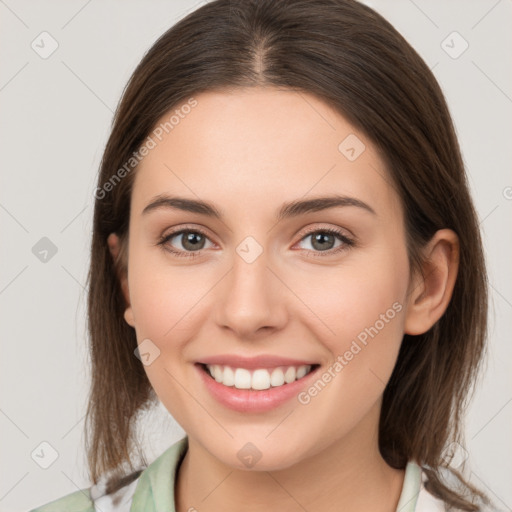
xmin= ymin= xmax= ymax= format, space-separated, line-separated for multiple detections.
xmin=196 ymin=362 xmax=321 ymax=391
xmin=195 ymin=361 xmax=322 ymax=413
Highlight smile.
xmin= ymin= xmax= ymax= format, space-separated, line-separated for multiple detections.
xmin=195 ymin=362 xmax=321 ymax=413
xmin=203 ymin=363 xmax=318 ymax=390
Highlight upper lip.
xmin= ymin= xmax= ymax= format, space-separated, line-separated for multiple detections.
xmin=197 ymin=354 xmax=319 ymax=370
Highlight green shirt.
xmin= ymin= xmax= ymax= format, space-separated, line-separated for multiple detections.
xmin=30 ymin=436 xmax=446 ymax=512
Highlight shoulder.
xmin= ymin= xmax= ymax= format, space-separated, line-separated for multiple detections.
xmin=28 ymin=474 xmax=141 ymax=512
xmin=29 ymin=489 xmax=94 ymax=512
xmin=30 ymin=437 xmax=189 ymax=512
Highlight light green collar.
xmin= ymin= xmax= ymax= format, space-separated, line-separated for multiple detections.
xmin=130 ymin=436 xmax=189 ymax=512
xmin=396 ymin=460 xmax=422 ymax=511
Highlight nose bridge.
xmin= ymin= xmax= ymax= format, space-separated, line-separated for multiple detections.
xmin=215 ymin=238 xmax=287 ymax=336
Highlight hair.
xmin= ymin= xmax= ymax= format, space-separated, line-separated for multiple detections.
xmin=85 ymin=0 xmax=493 ymax=509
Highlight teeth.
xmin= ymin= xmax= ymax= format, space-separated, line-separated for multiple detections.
xmin=205 ymin=364 xmax=313 ymax=390
xmin=270 ymin=367 xmax=285 ymax=387
xmin=296 ymin=365 xmax=308 ymax=379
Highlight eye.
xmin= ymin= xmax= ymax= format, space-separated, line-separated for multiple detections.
xmin=158 ymin=227 xmax=214 ymax=258
xmin=295 ymin=227 xmax=355 ymax=256
xmin=157 ymin=225 xmax=355 ymax=259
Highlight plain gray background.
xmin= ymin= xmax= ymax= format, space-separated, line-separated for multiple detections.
xmin=0 ymin=1 xmax=511 ymax=511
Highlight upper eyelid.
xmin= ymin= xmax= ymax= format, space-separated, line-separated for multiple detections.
xmin=298 ymin=224 xmax=355 ymax=240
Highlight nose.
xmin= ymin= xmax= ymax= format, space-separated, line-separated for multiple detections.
xmin=214 ymin=248 xmax=288 ymax=339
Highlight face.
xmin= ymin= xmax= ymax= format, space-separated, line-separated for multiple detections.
xmin=120 ymin=87 xmax=412 ymax=470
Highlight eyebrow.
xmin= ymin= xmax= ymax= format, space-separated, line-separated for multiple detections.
xmin=142 ymin=193 xmax=376 ymax=220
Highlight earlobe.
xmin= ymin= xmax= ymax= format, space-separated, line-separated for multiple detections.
xmin=107 ymin=233 xmax=135 ymax=328
xmin=124 ymin=307 xmax=135 ymax=327
xmin=404 ymin=229 xmax=459 ymax=335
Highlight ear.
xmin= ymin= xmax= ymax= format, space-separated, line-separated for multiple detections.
xmin=404 ymin=229 xmax=459 ymax=335
xmin=107 ymin=233 xmax=135 ymax=328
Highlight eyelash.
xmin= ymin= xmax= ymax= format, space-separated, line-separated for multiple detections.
xmin=157 ymin=226 xmax=355 ymax=259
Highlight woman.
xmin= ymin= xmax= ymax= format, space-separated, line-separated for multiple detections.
xmin=31 ymin=0 xmax=499 ymax=510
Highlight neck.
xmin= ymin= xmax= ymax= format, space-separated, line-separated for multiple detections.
xmin=175 ymin=402 xmax=405 ymax=512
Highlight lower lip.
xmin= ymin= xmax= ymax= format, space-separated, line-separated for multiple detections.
xmin=195 ymin=363 xmax=320 ymax=413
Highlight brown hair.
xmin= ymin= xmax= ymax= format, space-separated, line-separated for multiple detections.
xmin=85 ymin=0 xmax=493 ymax=509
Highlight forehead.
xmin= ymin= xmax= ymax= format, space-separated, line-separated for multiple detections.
xmin=132 ymin=87 xmax=401 ymax=220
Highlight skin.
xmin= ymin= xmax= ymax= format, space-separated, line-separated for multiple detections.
xmin=108 ymin=87 xmax=459 ymax=512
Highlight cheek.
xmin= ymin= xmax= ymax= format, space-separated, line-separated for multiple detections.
xmin=127 ymin=242 xmax=208 ymax=342
xmin=297 ymin=244 xmax=408 ymax=368
xmin=289 ymin=249 xmax=408 ymax=438
xmin=126 ymin=247 xmax=208 ymax=419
